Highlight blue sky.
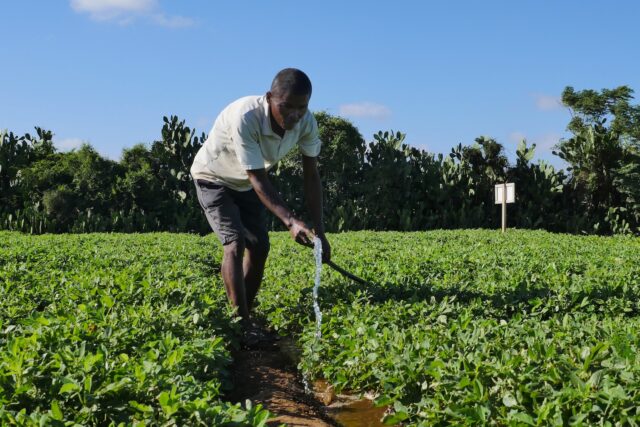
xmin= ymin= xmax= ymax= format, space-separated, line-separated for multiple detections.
xmin=2 ymin=1 xmax=639 ymax=170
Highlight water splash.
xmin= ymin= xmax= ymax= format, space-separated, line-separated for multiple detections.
xmin=312 ymin=236 xmax=323 ymax=340
xmin=303 ymin=236 xmax=323 ymax=394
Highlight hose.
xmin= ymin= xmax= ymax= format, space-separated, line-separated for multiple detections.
xmin=325 ymin=259 xmax=372 ymax=287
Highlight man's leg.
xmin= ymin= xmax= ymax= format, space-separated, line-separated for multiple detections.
xmin=236 ymin=190 xmax=270 ymax=312
xmin=221 ymin=239 xmax=250 ymax=321
xmin=244 ymin=240 xmax=269 ymax=311
xmin=193 ymin=179 xmax=250 ymax=321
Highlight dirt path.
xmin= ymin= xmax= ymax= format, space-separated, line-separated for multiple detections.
xmin=226 ymin=339 xmax=339 ymax=427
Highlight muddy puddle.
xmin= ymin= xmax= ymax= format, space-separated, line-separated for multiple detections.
xmin=328 ymin=399 xmax=389 ymax=426
xmin=227 ymin=337 xmax=393 ymax=426
xmin=313 ymin=379 xmax=390 ymax=426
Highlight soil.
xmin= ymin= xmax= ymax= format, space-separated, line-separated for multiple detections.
xmin=225 ymin=338 xmax=339 ymax=426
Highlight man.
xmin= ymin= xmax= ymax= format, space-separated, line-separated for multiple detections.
xmin=190 ymin=68 xmax=331 ymax=346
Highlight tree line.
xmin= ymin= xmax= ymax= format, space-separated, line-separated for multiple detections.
xmin=1 ymin=86 xmax=639 ymax=235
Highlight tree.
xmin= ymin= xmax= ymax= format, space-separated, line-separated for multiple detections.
xmin=441 ymin=137 xmax=509 ymax=228
xmin=562 ymin=86 xmax=640 ymax=141
xmin=20 ymin=144 xmax=119 ymax=231
xmin=554 ymin=121 xmax=639 ymax=233
xmin=1 ymin=127 xmax=55 ymax=215
xmin=149 ymin=115 xmax=208 ymax=232
xmin=111 ymin=143 xmax=166 ymax=231
xmin=271 ymin=112 xmax=368 ymax=231
xmin=509 ymin=140 xmax=566 ymax=230
xmin=361 ymin=131 xmax=442 ymax=230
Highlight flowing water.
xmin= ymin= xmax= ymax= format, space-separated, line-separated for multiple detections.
xmin=312 ymin=236 xmax=323 ymax=339
xmin=301 ymin=239 xmax=389 ymax=426
xmin=303 ymin=237 xmax=324 ymax=394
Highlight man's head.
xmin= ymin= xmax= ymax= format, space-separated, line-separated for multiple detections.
xmin=267 ymin=68 xmax=312 ymax=131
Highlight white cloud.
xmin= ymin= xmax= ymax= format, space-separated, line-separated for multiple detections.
xmin=152 ymin=13 xmax=195 ymax=28
xmin=71 ymin=0 xmax=154 ymax=20
xmin=339 ymin=102 xmax=392 ymax=120
xmin=70 ymin=0 xmax=194 ymax=27
xmin=56 ymin=137 xmax=85 ymax=152
xmin=533 ymin=94 xmax=562 ymax=111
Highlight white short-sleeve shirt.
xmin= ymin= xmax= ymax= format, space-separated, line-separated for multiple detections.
xmin=190 ymin=95 xmax=322 ymax=191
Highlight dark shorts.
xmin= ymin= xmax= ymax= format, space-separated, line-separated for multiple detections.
xmin=194 ymin=179 xmax=269 ymax=251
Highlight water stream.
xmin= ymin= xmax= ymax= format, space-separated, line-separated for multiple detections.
xmin=302 ymin=237 xmax=323 ymax=394
xmin=312 ymin=236 xmax=323 ymax=340
xmin=300 ymin=238 xmax=389 ymax=426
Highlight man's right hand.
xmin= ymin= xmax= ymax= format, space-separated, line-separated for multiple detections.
xmin=288 ymin=217 xmax=314 ymax=247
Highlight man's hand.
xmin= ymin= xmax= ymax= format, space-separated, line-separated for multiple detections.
xmin=288 ymin=217 xmax=314 ymax=247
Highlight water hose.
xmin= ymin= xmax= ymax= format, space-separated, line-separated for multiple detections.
xmin=325 ymin=259 xmax=372 ymax=287
xmin=306 ymin=233 xmax=373 ymax=286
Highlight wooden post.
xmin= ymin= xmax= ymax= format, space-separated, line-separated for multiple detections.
xmin=501 ymin=183 xmax=507 ymax=233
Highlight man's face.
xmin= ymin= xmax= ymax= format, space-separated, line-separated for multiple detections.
xmin=267 ymin=91 xmax=310 ymax=131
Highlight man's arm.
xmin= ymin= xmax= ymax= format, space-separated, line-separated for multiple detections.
xmin=246 ymin=168 xmax=314 ymax=246
xmin=302 ymin=155 xmax=331 ymax=262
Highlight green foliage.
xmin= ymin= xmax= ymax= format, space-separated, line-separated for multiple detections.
xmin=440 ymin=137 xmax=509 ymax=228
xmin=112 ymin=143 xmax=166 ymax=231
xmin=152 ymin=116 xmax=205 ymax=208
xmin=135 ymin=115 xmax=208 ymax=233
xmin=271 ymin=112 xmax=369 ymax=231
xmin=1 ymin=116 xmax=210 ymax=234
xmin=554 ymin=120 xmax=640 ymax=234
xmin=314 ymin=112 xmax=368 ymax=231
xmin=562 ymin=86 xmax=640 ymax=141
xmin=361 ymin=130 xmax=440 ymax=230
xmin=0 ymin=128 xmax=54 ymax=217
xmin=0 ymin=232 xmax=272 ymax=426
xmin=2 ymin=230 xmax=639 ymax=425
xmin=2 ymin=88 xmax=639 ymax=235
xmin=25 ymin=145 xmax=119 ymax=229
xmin=509 ymin=140 xmax=567 ymax=230
xmin=258 ymin=230 xmax=640 ymax=425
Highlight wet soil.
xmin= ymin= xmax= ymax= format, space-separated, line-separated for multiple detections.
xmin=315 ymin=380 xmax=389 ymax=427
xmin=328 ymin=399 xmax=389 ymax=427
xmin=225 ymin=338 xmax=390 ymax=426
xmin=226 ymin=338 xmax=337 ymax=426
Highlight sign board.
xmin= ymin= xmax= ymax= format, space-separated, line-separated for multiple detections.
xmin=495 ymin=183 xmax=515 ymax=233
xmin=495 ymin=183 xmax=515 ymax=204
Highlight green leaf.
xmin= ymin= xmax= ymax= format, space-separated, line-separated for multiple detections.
xmin=158 ymin=391 xmax=169 ymax=407
xmin=383 ymin=411 xmax=410 ymax=425
xmin=129 ymin=400 xmax=154 ymax=414
xmin=60 ymin=383 xmax=81 ymax=394
xmin=604 ymin=385 xmax=628 ymax=400
xmin=51 ymin=400 xmax=63 ymax=421
xmin=511 ymin=412 xmax=535 ymax=425
xmin=101 ymin=294 xmax=114 ymax=308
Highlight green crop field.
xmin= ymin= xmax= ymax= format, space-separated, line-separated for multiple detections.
xmin=1 ymin=230 xmax=639 ymax=426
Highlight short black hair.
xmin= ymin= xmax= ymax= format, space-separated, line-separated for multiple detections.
xmin=270 ymin=68 xmax=312 ymax=98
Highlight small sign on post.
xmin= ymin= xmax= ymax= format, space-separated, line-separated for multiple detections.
xmin=494 ymin=183 xmax=515 ymax=232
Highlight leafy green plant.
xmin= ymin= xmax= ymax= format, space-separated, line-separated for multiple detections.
xmin=0 ymin=232 xmax=272 ymax=425
xmin=258 ymin=230 xmax=640 ymax=425
xmin=555 ymin=120 xmax=640 ymax=234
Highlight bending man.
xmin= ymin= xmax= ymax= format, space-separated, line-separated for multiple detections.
xmin=190 ymin=68 xmax=331 ymax=344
